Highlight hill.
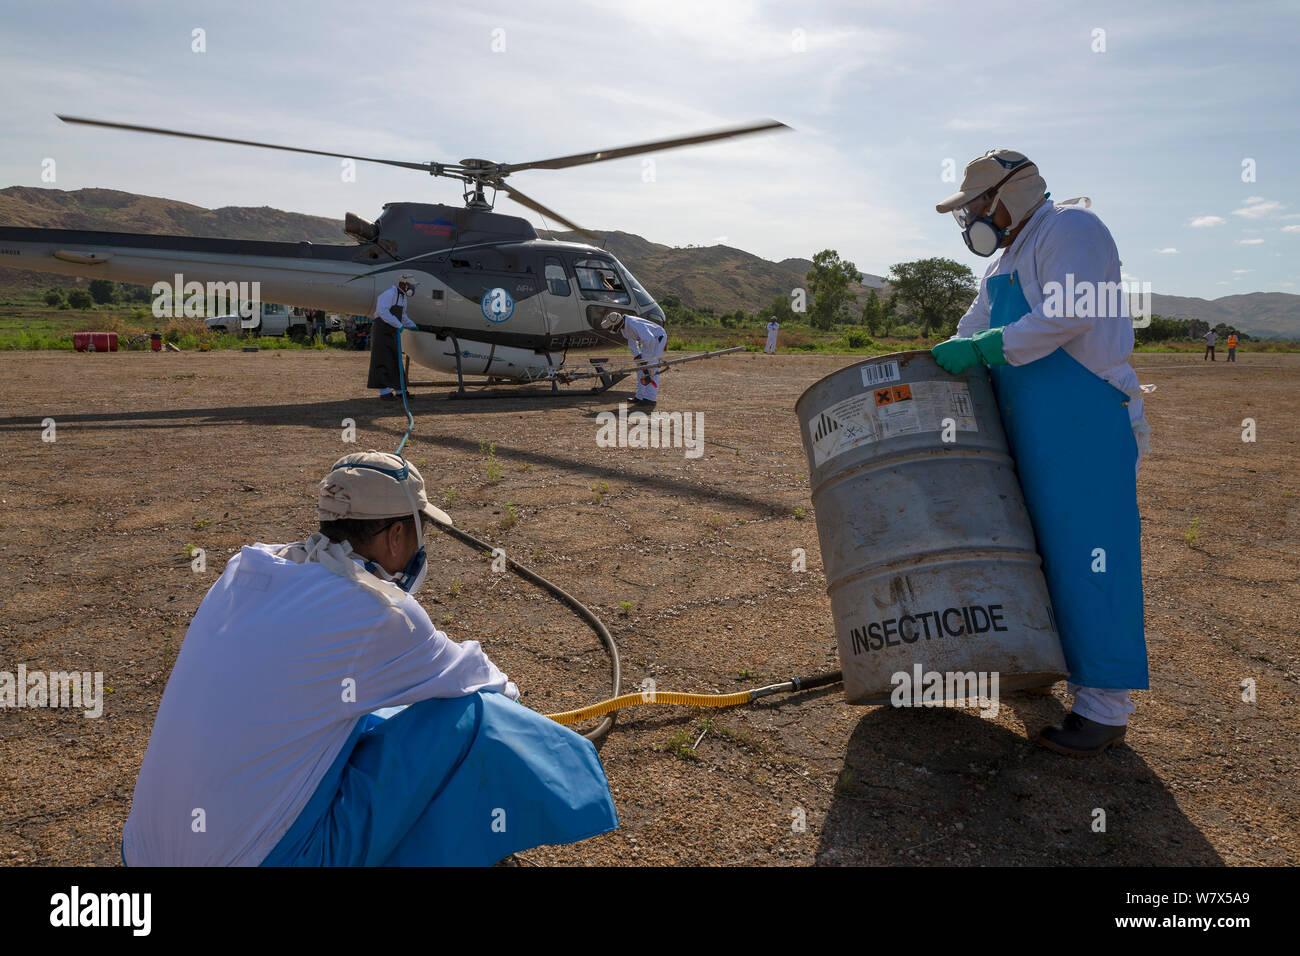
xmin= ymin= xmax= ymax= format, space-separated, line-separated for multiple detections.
xmin=1 ymin=186 xmax=1296 ymax=337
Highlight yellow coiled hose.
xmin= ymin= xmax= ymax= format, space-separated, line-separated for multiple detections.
xmin=546 ymin=689 xmax=757 ymax=726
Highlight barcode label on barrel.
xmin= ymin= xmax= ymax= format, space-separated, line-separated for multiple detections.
xmin=861 ymin=361 xmax=900 ymax=387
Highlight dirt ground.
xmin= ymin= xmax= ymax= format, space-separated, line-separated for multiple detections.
xmin=0 ymin=347 xmax=1296 ymax=867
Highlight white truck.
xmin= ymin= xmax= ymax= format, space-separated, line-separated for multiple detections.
xmin=205 ymin=304 xmax=340 ymax=339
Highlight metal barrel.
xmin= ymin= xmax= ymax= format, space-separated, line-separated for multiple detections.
xmin=795 ymin=350 xmax=1067 ymax=704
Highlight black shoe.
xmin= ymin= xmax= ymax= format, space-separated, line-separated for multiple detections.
xmin=1036 ymin=712 xmax=1127 ymax=756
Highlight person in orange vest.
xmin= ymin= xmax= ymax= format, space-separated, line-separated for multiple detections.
xmin=1227 ymin=331 xmax=1238 ymax=362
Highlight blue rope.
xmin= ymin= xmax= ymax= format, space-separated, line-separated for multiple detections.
xmin=395 ymin=326 xmax=415 ymax=457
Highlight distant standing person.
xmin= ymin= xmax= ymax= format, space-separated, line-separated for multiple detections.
xmin=1203 ymin=329 xmax=1217 ymax=361
xmin=1226 ymin=331 xmax=1238 ymax=362
xmin=765 ymin=319 xmax=780 ymax=353
xmin=370 ymin=274 xmax=418 ymax=400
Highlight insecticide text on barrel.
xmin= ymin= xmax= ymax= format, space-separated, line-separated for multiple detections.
xmin=795 ymin=350 xmax=1067 ymax=705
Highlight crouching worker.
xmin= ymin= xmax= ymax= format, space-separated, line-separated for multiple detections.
xmin=123 ymin=451 xmax=618 ymax=865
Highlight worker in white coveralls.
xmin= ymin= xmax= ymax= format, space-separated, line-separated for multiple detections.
xmin=122 ymin=451 xmax=618 ymax=865
xmin=602 ymin=311 xmax=667 ymax=405
xmin=765 ymin=319 xmax=780 ymax=353
xmin=930 ymin=149 xmax=1151 ymax=757
xmin=369 ymin=273 xmax=419 ymax=400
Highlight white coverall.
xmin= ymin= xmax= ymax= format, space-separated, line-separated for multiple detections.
xmin=955 ymin=200 xmax=1149 ymax=727
xmin=765 ymin=320 xmax=780 ymax=353
xmin=622 ymin=315 xmax=667 ymax=402
xmin=123 ymin=542 xmax=518 ymax=866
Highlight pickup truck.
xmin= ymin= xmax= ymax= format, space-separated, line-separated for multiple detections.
xmin=205 ymin=304 xmax=341 ymax=339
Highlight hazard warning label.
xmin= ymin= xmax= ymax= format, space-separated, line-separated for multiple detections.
xmin=807 ymin=381 xmax=979 ymax=467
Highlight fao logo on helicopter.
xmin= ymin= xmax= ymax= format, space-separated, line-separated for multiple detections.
xmin=482 ymin=287 xmax=514 ymax=323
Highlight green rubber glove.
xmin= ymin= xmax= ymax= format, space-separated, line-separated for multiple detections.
xmin=931 ymin=328 xmax=1008 ymax=374
xmin=930 ymin=336 xmax=981 ymax=374
xmin=971 ymin=327 xmax=1007 ymax=366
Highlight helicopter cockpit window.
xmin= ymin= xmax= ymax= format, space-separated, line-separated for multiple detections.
xmin=545 ymin=259 xmax=571 ymax=297
xmin=573 ymin=259 xmax=631 ymax=306
xmin=621 ymin=268 xmax=656 ymax=309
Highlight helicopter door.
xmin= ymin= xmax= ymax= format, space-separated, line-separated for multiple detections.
xmin=540 ymin=257 xmax=574 ymax=340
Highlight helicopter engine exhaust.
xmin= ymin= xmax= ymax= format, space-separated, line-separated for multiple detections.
xmin=345 ymin=212 xmax=379 ymax=242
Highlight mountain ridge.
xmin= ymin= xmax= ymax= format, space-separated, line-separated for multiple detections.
xmin=2 ymin=186 xmax=1295 ymax=338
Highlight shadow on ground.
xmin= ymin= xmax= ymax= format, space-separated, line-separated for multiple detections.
xmin=816 ymin=699 xmax=1221 ymax=865
xmin=0 ymin=396 xmax=788 ymax=514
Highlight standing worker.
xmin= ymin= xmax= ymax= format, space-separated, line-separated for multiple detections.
xmin=1203 ymin=328 xmax=1217 ymax=361
xmin=1226 ymin=331 xmax=1238 ymax=362
xmin=765 ymin=318 xmax=780 ymax=354
xmin=122 ymin=451 xmax=618 ymax=865
xmin=370 ymin=273 xmax=419 ymax=400
xmin=930 ymin=148 xmax=1150 ymax=757
xmin=602 ymin=311 xmax=668 ymax=405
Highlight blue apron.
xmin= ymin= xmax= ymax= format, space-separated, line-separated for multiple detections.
xmin=986 ymin=272 xmax=1148 ymax=689
xmin=259 ymin=692 xmax=619 ymax=867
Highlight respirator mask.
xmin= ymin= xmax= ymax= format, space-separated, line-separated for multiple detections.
xmin=952 ymin=156 xmax=1042 ymax=257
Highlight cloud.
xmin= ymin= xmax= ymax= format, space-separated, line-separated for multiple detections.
xmin=1154 ymin=247 xmax=1179 ymax=254
xmin=1236 ymin=238 xmax=1265 ymax=244
xmin=1233 ymin=198 xmax=1283 ymax=219
xmin=1189 ymin=215 xmax=1226 ymax=227
xmin=1283 ymin=225 xmax=1300 ymax=233
xmin=1233 ymin=269 xmax=1255 ymax=274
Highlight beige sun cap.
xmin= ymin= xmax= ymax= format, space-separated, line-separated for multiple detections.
xmin=318 ymin=450 xmax=452 ymax=527
xmin=935 ymin=148 xmax=1045 ymax=215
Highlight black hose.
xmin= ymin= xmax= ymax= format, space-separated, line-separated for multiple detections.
xmin=433 ymin=520 xmax=621 ymax=744
xmin=791 ymin=670 xmax=842 ymax=692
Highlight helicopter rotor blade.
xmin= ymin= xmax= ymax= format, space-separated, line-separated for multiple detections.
xmin=503 ymin=119 xmax=790 ymax=173
xmin=496 ymin=181 xmax=595 ymax=239
xmin=57 ymin=115 xmax=441 ymax=173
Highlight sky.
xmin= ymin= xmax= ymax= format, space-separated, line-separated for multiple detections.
xmin=1 ymin=0 xmax=1297 ymax=300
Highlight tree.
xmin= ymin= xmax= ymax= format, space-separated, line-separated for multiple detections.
xmin=43 ymin=288 xmax=64 ymax=307
xmin=862 ymin=289 xmax=883 ymax=335
xmin=1134 ymin=314 xmax=1185 ymax=345
xmin=67 ymin=289 xmax=94 ymax=309
xmin=1185 ymin=318 xmax=1209 ymax=340
xmin=88 ymin=279 xmax=116 ymax=305
xmin=886 ymin=258 xmax=977 ymax=338
xmin=880 ymin=292 xmax=899 ymax=336
xmin=805 ymin=249 xmax=863 ymax=331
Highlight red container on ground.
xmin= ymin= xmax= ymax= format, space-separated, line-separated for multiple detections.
xmin=73 ymin=331 xmax=118 ymax=352
xmin=150 ymin=332 xmax=162 ymax=352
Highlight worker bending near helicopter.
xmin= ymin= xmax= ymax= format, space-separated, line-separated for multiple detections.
xmin=602 ymin=311 xmax=667 ymax=404
xmin=122 ymin=451 xmax=618 ymax=866
xmin=369 ymin=274 xmax=419 ymax=400
xmin=930 ymin=149 xmax=1150 ymax=758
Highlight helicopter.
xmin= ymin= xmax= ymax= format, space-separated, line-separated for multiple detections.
xmin=0 ymin=116 xmax=789 ymax=395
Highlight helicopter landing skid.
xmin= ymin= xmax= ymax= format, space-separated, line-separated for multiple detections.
xmin=433 ymin=339 xmax=628 ymax=399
